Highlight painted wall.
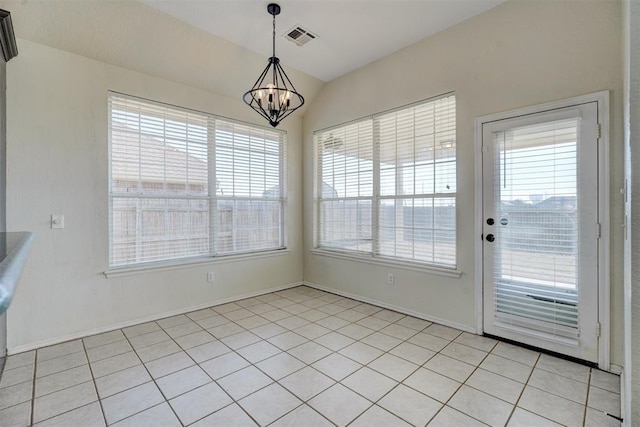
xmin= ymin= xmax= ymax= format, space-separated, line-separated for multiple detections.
xmin=623 ymin=0 xmax=639 ymax=422
xmin=303 ymin=0 xmax=625 ymax=364
xmin=5 ymin=40 xmax=304 ymax=352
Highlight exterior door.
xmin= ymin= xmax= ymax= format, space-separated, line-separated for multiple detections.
xmin=482 ymin=102 xmax=599 ymax=362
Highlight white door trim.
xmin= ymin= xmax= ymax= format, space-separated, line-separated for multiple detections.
xmin=474 ymin=91 xmax=610 ymax=370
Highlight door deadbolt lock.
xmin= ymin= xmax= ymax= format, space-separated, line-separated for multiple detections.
xmin=486 ymin=218 xmax=494 ymax=225
xmin=486 ymin=234 xmax=495 ymax=242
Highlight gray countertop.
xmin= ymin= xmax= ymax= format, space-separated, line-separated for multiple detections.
xmin=0 ymin=232 xmax=34 ymax=315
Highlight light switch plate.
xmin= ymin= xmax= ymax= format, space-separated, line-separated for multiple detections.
xmin=51 ymin=214 xmax=64 ymax=229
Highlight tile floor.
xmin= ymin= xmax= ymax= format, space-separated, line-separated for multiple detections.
xmin=0 ymin=285 xmax=621 ymax=426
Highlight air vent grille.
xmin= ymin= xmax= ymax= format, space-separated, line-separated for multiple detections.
xmin=284 ymin=25 xmax=316 ymax=46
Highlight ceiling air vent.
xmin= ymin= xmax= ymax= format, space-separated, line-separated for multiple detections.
xmin=284 ymin=25 xmax=316 ymax=47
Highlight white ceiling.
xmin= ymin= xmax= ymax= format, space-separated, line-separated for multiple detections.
xmin=140 ymin=0 xmax=506 ymax=82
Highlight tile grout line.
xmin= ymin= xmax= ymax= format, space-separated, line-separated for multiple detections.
xmin=81 ymin=339 xmax=108 ymax=427
xmin=29 ymin=349 xmax=37 ymax=426
xmin=503 ymin=350 xmax=541 ymax=426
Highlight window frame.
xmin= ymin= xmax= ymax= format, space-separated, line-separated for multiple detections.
xmin=107 ymin=92 xmax=287 ymax=272
xmin=313 ymin=93 xmax=459 ymax=274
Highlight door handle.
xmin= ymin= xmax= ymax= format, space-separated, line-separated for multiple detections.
xmin=486 ymin=234 xmax=495 ymax=242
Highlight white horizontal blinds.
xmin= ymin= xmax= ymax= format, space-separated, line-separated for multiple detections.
xmin=316 ymin=120 xmax=374 ymax=253
xmin=213 ymin=119 xmax=285 ymax=255
xmin=375 ymin=95 xmax=456 ymax=266
xmin=109 ymin=94 xmax=210 ymax=266
xmin=492 ymin=117 xmax=580 ymax=338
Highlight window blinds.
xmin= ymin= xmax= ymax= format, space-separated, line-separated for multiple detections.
xmin=109 ymin=93 xmax=286 ymax=267
xmin=315 ymin=94 xmax=456 ymax=267
xmin=491 ymin=118 xmax=579 ymax=338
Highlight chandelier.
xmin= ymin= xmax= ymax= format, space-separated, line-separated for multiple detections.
xmin=243 ymin=3 xmax=304 ymax=128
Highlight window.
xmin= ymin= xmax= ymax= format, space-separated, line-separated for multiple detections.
xmin=109 ymin=93 xmax=286 ymax=268
xmin=315 ymin=94 xmax=456 ymax=267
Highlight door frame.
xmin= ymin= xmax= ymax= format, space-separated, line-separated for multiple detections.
xmin=474 ymin=91 xmax=611 ymax=370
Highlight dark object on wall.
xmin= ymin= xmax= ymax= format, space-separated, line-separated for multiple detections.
xmin=0 ymin=9 xmax=17 ymax=62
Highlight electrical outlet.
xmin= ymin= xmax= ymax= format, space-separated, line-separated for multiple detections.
xmin=207 ymin=272 xmax=215 ymax=283
xmin=387 ymin=273 xmax=394 ymax=285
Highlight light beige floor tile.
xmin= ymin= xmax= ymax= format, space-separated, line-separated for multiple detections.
xmin=466 ymin=368 xmax=524 ymax=404
xmin=356 ymin=316 xmax=391 ymax=331
xmin=587 ymin=386 xmax=620 ymax=417
xmin=395 ymin=316 xmax=432 ymax=331
xmin=454 ymin=333 xmax=498 ymax=352
xmin=94 ymin=365 xmax=151 ymax=399
xmin=217 ymin=366 xmax=273 ymax=400
xmin=287 ymin=341 xmax=331 ymax=364
xmin=37 ymin=340 xmax=84 ymax=362
xmin=37 ymin=351 xmax=87 ymax=378
xmin=380 ymin=324 xmax=419 ymax=341
xmin=156 ymin=365 xmax=212 ymax=399
xmin=313 ymin=331 xmax=355 ymax=351
xmin=529 ymin=368 xmax=588 ymax=403
xmin=296 ymin=309 xmax=329 ymax=323
xmin=268 ymin=331 xmax=308 ymax=351
xmin=518 ymin=386 xmax=585 ymax=427
xmin=591 ymin=369 xmax=621 ymax=393
xmin=35 ymin=401 xmax=104 ymax=427
xmin=186 ymin=308 xmax=216 ymax=321
xmin=424 ymin=324 xmax=462 ymax=340
xmin=256 ymin=352 xmax=305 ymax=380
xmin=33 ymin=381 xmax=98 ymax=424
xmin=424 ymin=354 xmax=475 ymax=382
xmin=279 ymin=366 xmax=334 ymax=401
xmin=428 ymin=406 xmax=487 ymax=427
xmin=491 ymin=341 xmax=540 ymax=366
xmin=157 ymin=314 xmax=192 ymax=329
xmin=136 ymin=339 xmax=182 ymax=363
xmin=200 ymin=352 xmax=249 ymax=380
xmin=0 ymin=381 xmax=33 ymax=411
xmin=350 ymin=404 xmax=411 ymax=427
xmin=315 ymin=316 xmax=351 ymax=330
xmin=220 ymin=331 xmax=262 ymax=350
xmin=378 ymin=384 xmax=442 ymax=426
xmin=282 ymin=303 xmax=309 ymax=316
xmin=584 ymin=407 xmax=621 ymax=427
xmin=170 ymin=382 xmax=233 ymax=426
xmin=339 ymin=342 xmax=384 ymax=365
xmin=276 ymin=316 xmax=310 ymax=330
xmin=247 ymin=302 xmax=279 ymax=315
xmin=35 ymin=364 xmax=92 ymax=397
xmin=404 ymin=367 xmax=461 ymax=403
xmin=212 ymin=302 xmax=242 ymax=314
xmin=196 ymin=315 xmax=230 ymax=330
xmin=4 ymin=351 xmax=35 ymax=370
xmin=251 ymin=323 xmax=288 ymax=339
xmin=368 ymin=353 xmax=418 ymax=382
xmin=292 ymin=323 xmax=331 ymax=340
xmin=342 ymin=367 xmax=397 ymax=402
xmin=112 ymin=403 xmax=181 ymax=427
xmin=191 ymin=403 xmax=257 ymax=427
xmin=238 ymin=383 xmax=301 ymax=426
xmin=270 ymin=404 xmax=331 ymax=427
xmin=145 ymin=351 xmax=194 ymax=379
xmin=235 ymin=315 xmax=270 ymax=330
xmin=335 ymin=299 xmax=361 ymax=309
xmin=335 ymin=309 xmax=368 ymax=322
xmin=408 ymin=332 xmax=450 ymax=352
xmin=0 ymin=364 xmax=34 ymax=388
xmin=223 ymin=308 xmax=255 ymax=322
xmin=336 ymin=324 xmax=374 ymax=340
xmin=261 ymin=309 xmax=292 ymax=323
xmin=536 ymin=354 xmax=590 ymax=383
xmin=308 ymin=383 xmax=371 ymax=426
xmin=312 ymin=353 xmax=361 ymax=381
xmin=208 ymin=322 xmax=245 ymax=339
xmin=101 ymin=382 xmax=164 ymax=425
xmin=128 ymin=330 xmax=171 ymax=350
xmin=174 ymin=331 xmax=215 ymax=350
xmin=389 ymin=342 xmax=436 ymax=365
xmin=186 ymin=340 xmax=231 ymax=364
xmin=0 ymin=401 xmax=31 ymax=427
xmin=480 ymin=354 xmax=532 ymax=383
xmin=448 ymin=385 xmax=513 ymax=426
xmin=372 ymin=309 xmax=405 ymax=323
xmin=352 ymin=303 xmax=383 ymax=316
xmin=86 ymin=340 xmax=132 ymax=363
xmin=122 ymin=322 xmax=161 ymax=338
xmin=237 ymin=340 xmax=282 ymax=364
xmin=508 ymin=407 xmax=562 ymax=427
xmin=441 ymin=342 xmax=488 ymax=366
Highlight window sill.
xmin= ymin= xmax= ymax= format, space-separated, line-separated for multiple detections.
xmin=310 ymin=248 xmax=462 ymax=279
xmin=104 ymin=249 xmax=291 ymax=278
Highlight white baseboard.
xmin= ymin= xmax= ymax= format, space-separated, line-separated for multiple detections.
xmin=303 ymin=281 xmax=476 ymax=334
xmin=8 ymin=282 xmax=304 ymax=355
